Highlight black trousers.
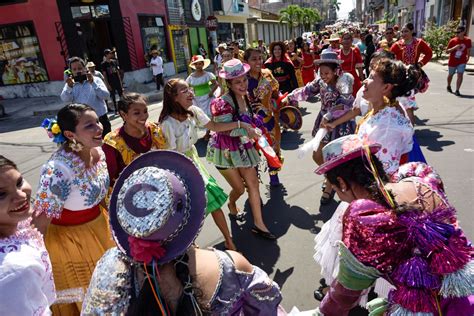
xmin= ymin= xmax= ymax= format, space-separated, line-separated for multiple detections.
xmin=155 ymin=73 xmax=164 ymax=91
xmin=109 ymin=84 xmax=123 ymax=110
xmin=99 ymin=113 xmax=111 ymax=137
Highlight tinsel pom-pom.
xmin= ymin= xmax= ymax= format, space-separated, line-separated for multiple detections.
xmin=392 ymin=256 xmax=440 ymax=289
xmin=389 ymin=287 xmax=437 ymax=313
xmin=430 ymin=231 xmax=473 ymax=275
xmin=388 ymin=304 xmax=433 ymax=316
xmin=439 ymin=260 xmax=474 ymax=298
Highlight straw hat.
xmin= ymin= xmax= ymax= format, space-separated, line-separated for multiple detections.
xmin=189 ymin=55 xmax=211 ymax=69
xmin=86 ymin=61 xmax=96 ymax=68
xmin=328 ymin=34 xmax=340 ymax=42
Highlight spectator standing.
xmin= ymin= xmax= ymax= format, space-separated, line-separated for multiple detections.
xmin=199 ymin=43 xmax=208 ymax=59
xmin=149 ymin=49 xmax=164 ymax=91
xmin=60 ymin=57 xmax=111 ymax=136
xmin=101 ymin=48 xmax=123 ymax=113
xmin=230 ymin=41 xmax=245 ymax=61
xmin=214 ymin=43 xmax=227 ymax=74
xmin=377 ymin=27 xmax=396 ymax=51
xmin=257 ymin=39 xmax=269 ymax=60
xmin=364 ymin=34 xmax=376 ymax=77
xmin=86 ymin=61 xmax=105 ymax=82
xmin=446 ymin=26 xmax=471 ymax=96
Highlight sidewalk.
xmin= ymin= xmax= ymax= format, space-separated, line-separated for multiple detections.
xmin=0 ymin=71 xmax=188 ymax=121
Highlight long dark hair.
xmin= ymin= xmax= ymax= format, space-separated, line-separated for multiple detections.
xmin=159 ymin=79 xmax=194 ymax=123
xmin=373 ymin=59 xmax=421 ymax=100
xmin=326 ymin=155 xmax=395 ymax=209
xmin=225 ymin=79 xmax=253 ymax=116
xmin=56 ymin=103 xmax=95 ymax=138
xmin=127 ymin=254 xmax=202 ymax=316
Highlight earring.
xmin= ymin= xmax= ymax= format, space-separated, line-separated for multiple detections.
xmin=383 ymin=95 xmax=390 ymax=105
xmin=341 ymin=189 xmax=346 ymax=192
xmin=69 ymin=139 xmax=84 ymax=152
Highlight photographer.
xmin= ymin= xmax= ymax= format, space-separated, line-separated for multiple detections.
xmin=60 ymin=56 xmax=111 ymax=136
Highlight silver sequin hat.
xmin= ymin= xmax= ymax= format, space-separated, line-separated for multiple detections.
xmin=109 ymin=150 xmax=206 ymax=264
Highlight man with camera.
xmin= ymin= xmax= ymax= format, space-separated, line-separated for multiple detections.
xmin=60 ymin=56 xmax=111 ymax=136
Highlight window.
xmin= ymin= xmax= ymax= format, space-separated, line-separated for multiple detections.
xmin=0 ymin=22 xmax=48 ymax=86
xmin=71 ymin=5 xmax=110 ymax=20
xmin=139 ymin=16 xmax=169 ymax=63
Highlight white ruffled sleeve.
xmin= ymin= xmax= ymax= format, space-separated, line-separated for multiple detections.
xmin=160 ymin=119 xmax=177 ymax=151
xmin=190 ymin=105 xmax=211 ymax=127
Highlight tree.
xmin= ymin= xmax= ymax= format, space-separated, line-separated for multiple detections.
xmin=330 ymin=0 xmax=341 ymax=12
xmin=383 ymin=12 xmax=396 ymax=26
xmin=424 ymin=19 xmax=460 ymax=59
xmin=348 ymin=9 xmax=357 ymax=22
xmin=301 ymin=7 xmax=321 ymax=32
xmin=279 ymin=5 xmax=303 ymax=38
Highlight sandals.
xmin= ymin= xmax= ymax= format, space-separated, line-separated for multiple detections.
xmin=251 ymin=226 xmax=277 ymax=240
xmin=320 ymin=189 xmax=335 ymax=205
xmin=228 ymin=211 xmax=246 ymax=222
xmin=313 ymin=278 xmax=329 ymax=301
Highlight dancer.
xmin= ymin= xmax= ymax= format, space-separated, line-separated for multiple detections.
xmin=282 ymin=49 xmax=355 ymax=204
xmin=313 ymin=135 xmax=473 ymax=315
xmin=288 ymin=39 xmax=304 ymax=87
xmin=82 ymin=151 xmax=284 ymax=315
xmin=390 ymin=23 xmax=433 ymax=124
xmin=33 ymin=104 xmax=115 ymax=314
xmin=264 ymin=41 xmax=298 ymax=95
xmin=102 ymin=92 xmax=168 ymax=186
xmin=245 ymin=47 xmax=283 ymax=186
xmin=339 ymin=32 xmax=364 ymax=97
xmin=0 ymin=156 xmax=56 ymax=315
xmin=207 ymin=59 xmax=276 ymax=239
xmin=301 ymin=41 xmax=316 ymax=85
xmin=159 ymin=78 xmax=258 ymax=250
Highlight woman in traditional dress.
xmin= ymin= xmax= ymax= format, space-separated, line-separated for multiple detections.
xmin=339 ymin=32 xmax=364 ymax=97
xmin=0 ymin=156 xmax=56 ymax=315
xmin=390 ymin=22 xmax=433 ymax=124
xmin=301 ymin=41 xmax=316 ymax=85
xmin=313 ymin=135 xmax=473 ymax=315
xmin=207 ymin=59 xmax=276 ymax=239
xmin=287 ymin=39 xmax=304 ymax=87
xmin=82 ymin=151 xmax=285 ymax=315
xmin=264 ymin=41 xmax=299 ymax=95
xmin=33 ymin=104 xmax=115 ymax=314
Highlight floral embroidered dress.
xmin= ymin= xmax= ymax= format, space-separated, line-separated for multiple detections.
xmin=82 ymin=247 xmax=285 ymax=315
xmin=186 ymin=71 xmax=216 ymax=117
xmin=0 ymin=219 xmax=56 ymax=315
xmin=207 ymin=95 xmax=261 ymax=169
xmin=34 ymin=147 xmax=115 ymax=314
xmin=264 ymin=57 xmax=299 ymax=94
xmin=318 ymin=163 xmax=474 ymax=316
xmin=287 ymin=72 xmax=355 ymax=140
xmin=161 ymin=106 xmax=228 ymax=215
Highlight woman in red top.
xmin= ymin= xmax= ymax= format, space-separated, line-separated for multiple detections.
xmin=301 ymin=41 xmax=316 ymax=84
xmin=288 ymin=39 xmax=304 ymax=87
xmin=339 ymin=32 xmax=364 ymax=97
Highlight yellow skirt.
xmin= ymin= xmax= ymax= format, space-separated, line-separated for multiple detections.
xmin=295 ymin=68 xmax=304 ymax=87
xmin=46 ymin=209 xmax=114 ymax=315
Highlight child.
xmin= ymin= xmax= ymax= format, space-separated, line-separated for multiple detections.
xmin=103 ymin=92 xmax=168 ymax=186
xmin=282 ymin=49 xmax=355 ymax=204
xmin=159 ymin=78 xmax=259 ymax=250
xmin=0 ymin=155 xmax=56 ymax=314
xmin=186 ymin=55 xmax=218 ymax=140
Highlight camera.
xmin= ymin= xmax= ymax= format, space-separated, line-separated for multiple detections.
xmin=73 ymin=74 xmax=87 ymax=82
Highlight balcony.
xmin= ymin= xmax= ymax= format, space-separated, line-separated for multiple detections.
xmin=213 ymin=0 xmax=249 ymax=16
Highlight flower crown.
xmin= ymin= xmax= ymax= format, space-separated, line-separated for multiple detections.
xmin=41 ymin=118 xmax=66 ymax=144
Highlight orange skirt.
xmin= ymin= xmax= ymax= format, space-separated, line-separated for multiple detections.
xmin=46 ymin=207 xmax=114 ymax=315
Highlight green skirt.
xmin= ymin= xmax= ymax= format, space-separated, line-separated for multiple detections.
xmin=186 ymin=146 xmax=228 ymax=215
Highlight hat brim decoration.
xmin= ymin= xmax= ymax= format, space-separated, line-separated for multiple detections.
xmin=218 ymin=59 xmax=251 ymax=79
xmin=279 ymin=106 xmax=303 ymax=131
xmin=109 ymin=150 xmax=206 ymax=264
xmin=314 ymin=58 xmax=343 ymax=65
xmin=315 ymin=143 xmax=381 ymax=175
xmin=314 ymin=49 xmax=343 ymax=65
xmin=189 ymin=58 xmax=211 ymax=70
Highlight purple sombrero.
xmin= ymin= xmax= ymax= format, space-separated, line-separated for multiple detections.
xmin=315 ymin=135 xmax=381 ymax=175
xmin=279 ymin=106 xmax=303 ymax=131
xmin=109 ymin=150 xmax=206 ymax=264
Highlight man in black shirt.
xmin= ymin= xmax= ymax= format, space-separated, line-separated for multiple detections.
xmin=101 ymin=48 xmax=123 ymax=113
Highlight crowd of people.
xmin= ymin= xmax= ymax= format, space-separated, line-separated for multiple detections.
xmin=0 ymin=22 xmax=473 ymax=316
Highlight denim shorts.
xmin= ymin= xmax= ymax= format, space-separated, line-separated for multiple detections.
xmin=448 ymin=63 xmax=466 ymax=75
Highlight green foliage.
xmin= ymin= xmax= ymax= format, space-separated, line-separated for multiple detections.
xmin=330 ymin=0 xmax=341 ymax=12
xmin=424 ymin=20 xmax=460 ymax=59
xmin=279 ymin=5 xmax=321 ymax=36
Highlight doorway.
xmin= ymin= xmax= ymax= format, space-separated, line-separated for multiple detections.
xmin=78 ymin=20 xmax=114 ymax=69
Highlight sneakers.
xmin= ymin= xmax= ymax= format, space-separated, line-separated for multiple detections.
xmin=447 ymin=86 xmax=453 ymax=93
xmin=455 ymin=90 xmax=461 ymax=97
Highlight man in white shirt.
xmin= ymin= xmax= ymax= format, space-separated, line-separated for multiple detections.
xmin=214 ymin=43 xmax=226 ymax=74
xmin=150 ymin=49 xmax=164 ymax=91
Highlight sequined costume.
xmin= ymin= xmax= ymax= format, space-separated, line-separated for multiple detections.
xmin=264 ymin=57 xmax=299 ymax=94
xmin=33 ymin=148 xmax=115 ymax=314
xmin=161 ymin=106 xmax=228 ymax=214
xmin=206 ymin=95 xmax=261 ymax=169
xmin=287 ymin=72 xmax=355 ymax=140
xmin=317 ymin=163 xmax=474 ymax=316
xmin=0 ymin=219 xmax=56 ymax=315
xmin=82 ymin=247 xmax=284 ymax=315
xmin=247 ymin=69 xmax=282 ymax=185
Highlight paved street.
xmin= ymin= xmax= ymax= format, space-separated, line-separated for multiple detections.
xmin=0 ymin=62 xmax=473 ymax=312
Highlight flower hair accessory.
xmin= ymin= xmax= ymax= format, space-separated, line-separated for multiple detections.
xmin=128 ymin=236 xmax=166 ymax=264
xmin=41 ymin=118 xmax=66 ymax=144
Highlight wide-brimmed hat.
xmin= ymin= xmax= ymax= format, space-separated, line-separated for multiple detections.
xmin=279 ymin=106 xmax=303 ymax=131
xmin=109 ymin=150 xmax=206 ymax=264
xmin=218 ymin=58 xmax=250 ymax=79
xmin=216 ymin=43 xmax=227 ymax=53
xmin=314 ymin=49 xmax=343 ymax=65
xmin=189 ymin=55 xmax=211 ymax=69
xmin=315 ymin=135 xmax=381 ymax=175
xmin=86 ymin=61 xmax=96 ymax=68
xmin=328 ymin=34 xmax=340 ymax=42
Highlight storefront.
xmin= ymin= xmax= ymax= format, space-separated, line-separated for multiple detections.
xmin=169 ymin=25 xmax=190 ymax=73
xmin=214 ymin=0 xmax=249 ymax=46
xmin=183 ymin=0 xmax=210 ymax=59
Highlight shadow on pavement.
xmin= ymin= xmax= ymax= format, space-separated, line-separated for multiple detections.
xmin=0 ymin=116 xmax=45 ymax=134
xmin=415 ymin=129 xmax=455 ymax=152
xmin=280 ymin=130 xmax=305 ymax=150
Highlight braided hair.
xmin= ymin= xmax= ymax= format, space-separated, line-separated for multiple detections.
xmin=372 ymin=59 xmax=421 ymax=100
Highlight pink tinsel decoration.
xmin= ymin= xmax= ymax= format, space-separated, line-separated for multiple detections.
xmin=128 ymin=236 xmax=166 ymax=264
xmin=430 ymin=231 xmax=473 ymax=275
xmin=389 ymin=286 xmax=438 ymax=313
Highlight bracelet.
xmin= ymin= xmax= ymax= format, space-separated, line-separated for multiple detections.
xmin=238 ymin=121 xmax=241 ymax=129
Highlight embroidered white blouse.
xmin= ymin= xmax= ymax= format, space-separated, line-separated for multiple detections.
xmin=33 ymin=148 xmax=109 ymax=218
xmin=161 ymin=105 xmax=211 ymax=153
xmin=0 ymin=220 xmax=56 ymax=315
xmin=357 ymin=106 xmax=414 ymax=175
